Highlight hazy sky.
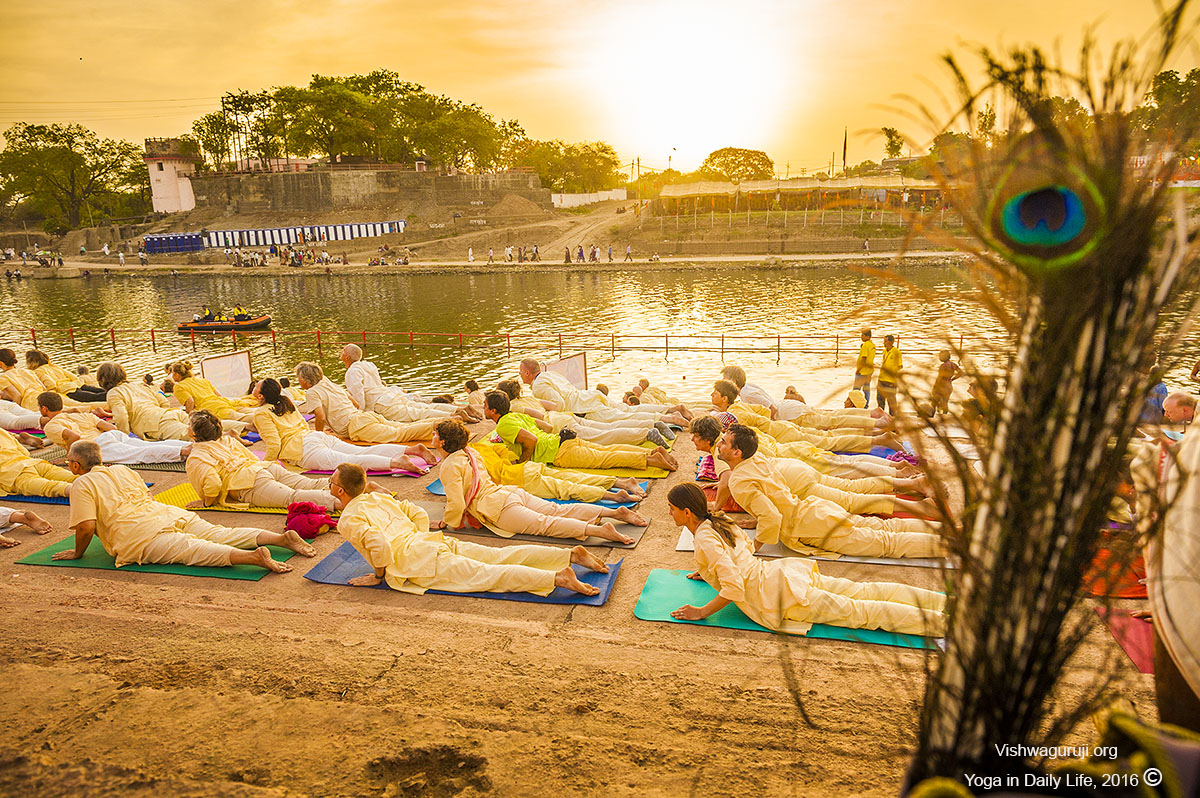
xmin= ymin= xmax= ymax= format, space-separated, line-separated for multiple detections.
xmin=0 ymin=0 xmax=1193 ymax=175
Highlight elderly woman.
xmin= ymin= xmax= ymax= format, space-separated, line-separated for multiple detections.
xmin=184 ymin=410 xmax=343 ymax=510
xmin=98 ymin=362 xmax=189 ymax=441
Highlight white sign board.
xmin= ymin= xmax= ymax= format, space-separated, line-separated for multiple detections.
xmin=545 ymin=353 xmax=587 ymax=389
xmin=199 ymin=350 xmax=253 ymax=400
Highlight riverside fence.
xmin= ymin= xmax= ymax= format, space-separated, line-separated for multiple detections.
xmin=2 ymin=327 xmax=1006 ymax=363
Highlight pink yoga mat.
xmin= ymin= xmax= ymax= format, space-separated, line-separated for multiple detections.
xmin=303 ymin=456 xmax=429 ymax=477
xmin=5 ymin=428 xmax=43 ymax=435
xmin=1096 ymin=607 xmax=1154 ymax=674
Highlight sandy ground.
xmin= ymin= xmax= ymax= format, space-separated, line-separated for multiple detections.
xmin=0 ymin=422 xmax=1154 ymax=797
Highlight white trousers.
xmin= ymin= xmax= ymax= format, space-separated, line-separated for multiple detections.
xmin=97 ymin=429 xmax=188 ymax=464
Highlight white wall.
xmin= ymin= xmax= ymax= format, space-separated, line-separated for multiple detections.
xmin=148 ymin=159 xmax=196 ymax=213
xmin=552 ymin=188 xmax=627 ymax=208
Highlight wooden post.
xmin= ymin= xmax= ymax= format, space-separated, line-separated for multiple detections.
xmin=191 ymin=330 xmax=197 ymax=351
xmin=665 ymin=334 xmax=669 ymax=359
xmin=834 ymin=334 xmax=839 ymax=362
xmin=777 ymin=334 xmax=781 ymax=362
xmin=68 ymin=328 xmax=75 ymax=351
xmin=720 ymin=334 xmax=725 ymax=360
xmin=110 ymin=327 xmax=116 ymax=351
xmin=231 ymin=330 xmax=237 ymax=349
xmin=316 ymin=330 xmax=322 ymax=350
xmin=362 ymin=330 xmax=367 ymax=345
xmin=29 ymin=328 xmax=36 ymax=348
xmin=458 ymin=332 xmax=463 ymax=351
xmin=611 ymin=334 xmax=615 ymax=357
xmin=272 ymin=329 xmax=277 ymax=353
xmin=558 ymin=333 xmax=563 ymax=359
xmin=150 ymin=328 xmax=156 ymax=352
xmin=409 ymin=331 xmax=414 ymax=349
xmin=507 ymin=333 xmax=511 ymax=358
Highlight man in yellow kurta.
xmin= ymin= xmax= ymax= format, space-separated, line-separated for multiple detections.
xmin=487 ymin=392 xmax=678 ymax=473
xmin=711 ymin=381 xmax=903 ymax=453
xmin=721 ymin=424 xmax=944 ymax=558
xmin=470 ymin=441 xmax=645 ymax=505
xmin=52 ymin=441 xmax=313 ymax=571
xmin=330 ymin=463 xmax=609 ymax=595
xmin=294 ymin=362 xmax=437 ymax=443
xmin=855 ymin=328 xmax=876 ymax=406
xmin=0 ymin=427 xmax=74 ymax=497
xmin=876 ymin=335 xmax=902 ymax=414
xmin=40 ymin=392 xmax=189 ymax=464
xmin=689 ymin=416 xmax=933 ymax=517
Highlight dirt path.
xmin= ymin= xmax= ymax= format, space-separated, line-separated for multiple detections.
xmin=0 ymin=423 xmax=1152 ymax=796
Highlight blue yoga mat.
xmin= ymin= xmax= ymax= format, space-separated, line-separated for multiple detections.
xmin=0 ymin=493 xmax=70 ymax=505
xmin=836 ymin=443 xmax=915 ymax=459
xmin=304 ymin=540 xmax=623 ymax=606
xmin=425 ymin=478 xmax=647 ymax=509
xmin=634 ymin=568 xmax=941 ymax=650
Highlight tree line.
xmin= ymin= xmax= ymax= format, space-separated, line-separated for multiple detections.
xmin=1 ymin=68 xmax=1196 ymax=233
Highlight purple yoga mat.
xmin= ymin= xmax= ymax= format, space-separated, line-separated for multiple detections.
xmin=1096 ymin=607 xmax=1154 ymax=674
xmin=303 ymin=456 xmax=429 ymax=477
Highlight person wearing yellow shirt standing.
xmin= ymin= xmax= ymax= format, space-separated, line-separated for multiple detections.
xmin=854 ymin=328 xmax=876 ymax=406
xmin=877 ymin=335 xmax=903 ymax=414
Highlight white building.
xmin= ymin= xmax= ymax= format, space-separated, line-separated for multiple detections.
xmin=143 ymin=138 xmax=197 ymax=213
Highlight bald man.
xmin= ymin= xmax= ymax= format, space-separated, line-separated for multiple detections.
xmin=1163 ymin=391 xmax=1196 ymax=426
xmin=340 ymin=345 xmax=478 ymax=424
xmin=521 ymin=357 xmax=692 ymax=426
xmin=294 ymin=361 xmax=438 ymax=443
xmin=53 ymin=441 xmax=313 ymax=572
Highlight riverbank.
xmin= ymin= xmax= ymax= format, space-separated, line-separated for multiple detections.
xmin=18 ymin=250 xmax=969 ymax=279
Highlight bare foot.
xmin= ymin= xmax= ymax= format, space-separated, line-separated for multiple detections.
xmin=390 ymin=455 xmax=419 ymax=473
xmin=607 ymin=489 xmax=637 ymax=503
xmin=280 ymin=530 xmax=317 ymax=557
xmin=365 ymin=480 xmax=389 ymax=493
xmin=613 ymin=477 xmax=646 ymax=496
xmin=0 ymin=534 xmax=19 ymax=548
xmin=613 ymin=507 xmax=649 ymax=526
xmin=554 ymin=566 xmax=600 ymax=595
xmin=647 ymin=451 xmax=678 ymax=472
xmin=23 ymin=511 xmax=52 ymax=535
xmin=250 ymin=546 xmax=293 ymax=573
xmin=407 ymin=443 xmax=438 ymax=464
xmin=591 ymin=522 xmax=635 ymax=545
xmin=19 ymin=433 xmax=48 ymax=449
xmin=569 ymin=545 xmax=609 ymax=573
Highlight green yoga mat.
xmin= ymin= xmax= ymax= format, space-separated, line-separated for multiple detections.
xmin=633 ymin=568 xmax=941 ymax=650
xmin=16 ymin=536 xmax=296 ymax=581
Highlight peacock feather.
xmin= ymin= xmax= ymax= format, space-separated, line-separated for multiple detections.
xmin=903 ymin=3 xmax=1200 ymax=789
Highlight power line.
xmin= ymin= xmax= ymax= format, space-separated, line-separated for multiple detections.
xmin=0 ymin=97 xmax=218 ymax=105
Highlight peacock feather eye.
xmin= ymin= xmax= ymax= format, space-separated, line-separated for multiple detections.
xmin=983 ymin=147 xmax=1106 ymax=273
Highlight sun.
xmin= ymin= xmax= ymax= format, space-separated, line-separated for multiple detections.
xmin=575 ymin=0 xmax=808 ymax=173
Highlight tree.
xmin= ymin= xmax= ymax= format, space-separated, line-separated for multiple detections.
xmin=1133 ymin=67 xmax=1200 ymax=155
xmin=0 ymin=122 xmax=141 ymax=230
xmin=698 ymin=147 xmax=774 ymax=181
xmin=191 ymin=112 xmax=235 ymax=170
xmin=509 ymin=139 xmax=622 ymax=192
xmin=881 ymin=127 xmax=904 ymax=159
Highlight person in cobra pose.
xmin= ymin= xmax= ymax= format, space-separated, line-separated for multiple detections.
xmin=169 ymin=360 xmax=257 ymax=431
xmin=252 ymin=378 xmax=435 ymax=473
xmin=97 ymin=362 xmax=190 ymax=441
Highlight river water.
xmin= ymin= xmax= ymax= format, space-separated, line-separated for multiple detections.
xmin=0 ymin=265 xmax=1193 ymax=405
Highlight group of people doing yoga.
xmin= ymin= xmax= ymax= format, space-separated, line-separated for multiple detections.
xmin=1 ymin=347 xmax=951 ymax=638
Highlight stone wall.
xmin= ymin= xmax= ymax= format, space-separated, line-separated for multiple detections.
xmin=189 ymin=169 xmax=552 ymax=214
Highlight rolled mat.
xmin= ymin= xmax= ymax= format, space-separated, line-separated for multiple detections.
xmin=153 ymin=482 xmax=336 ymax=516
xmin=634 ymin=568 xmax=941 ymax=650
xmin=674 ymin=529 xmax=953 ymax=569
xmin=303 ymin=540 xmax=622 ymax=605
xmin=28 ymin=444 xmax=68 ymax=462
xmin=128 ymin=461 xmax=187 ymax=472
xmin=1095 ymin=607 xmax=1154 ymax=674
xmin=424 ymin=478 xmax=647 ymax=509
xmin=17 ymin=536 xmax=296 ymax=581
xmin=414 ymin=499 xmax=647 ymax=549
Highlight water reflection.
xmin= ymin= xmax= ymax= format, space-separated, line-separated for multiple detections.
xmin=0 ymin=267 xmax=1193 ymax=403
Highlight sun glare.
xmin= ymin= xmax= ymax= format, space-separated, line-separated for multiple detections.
xmin=576 ymin=0 xmax=806 ymax=174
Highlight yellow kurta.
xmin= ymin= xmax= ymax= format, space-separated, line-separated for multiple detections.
xmin=510 ymin=396 xmax=546 ymax=417
xmin=107 ymin=381 xmax=188 ymax=441
xmin=43 ymin=411 xmax=103 ymax=445
xmin=173 ymin=376 xmax=252 ymax=418
xmin=0 ymin=428 xmax=74 ymax=496
xmin=531 ymin=371 xmax=616 ymax=414
xmin=69 ymin=464 xmax=196 ymax=566
xmin=469 ymin=441 xmax=613 ymax=503
xmin=441 ymin=448 xmax=510 ymax=528
xmin=727 ymin=454 xmax=940 ymax=557
xmin=693 ymin=520 xmax=818 ymax=634
xmin=186 ymin=436 xmax=268 ymax=506
xmin=297 ymin=378 xmax=361 ymax=437
xmin=0 ymin=367 xmax=51 ymax=410
xmin=339 ymin=492 xmax=566 ymax=595
xmin=34 ymin=363 xmax=83 ymax=393
xmin=253 ymin=407 xmax=309 ymax=463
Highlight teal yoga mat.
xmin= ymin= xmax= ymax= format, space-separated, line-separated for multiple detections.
xmin=633 ymin=568 xmax=941 ymax=650
xmin=16 ymin=536 xmax=296 ymax=581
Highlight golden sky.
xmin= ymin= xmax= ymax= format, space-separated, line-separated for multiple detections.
xmin=0 ymin=0 xmax=1192 ymax=176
